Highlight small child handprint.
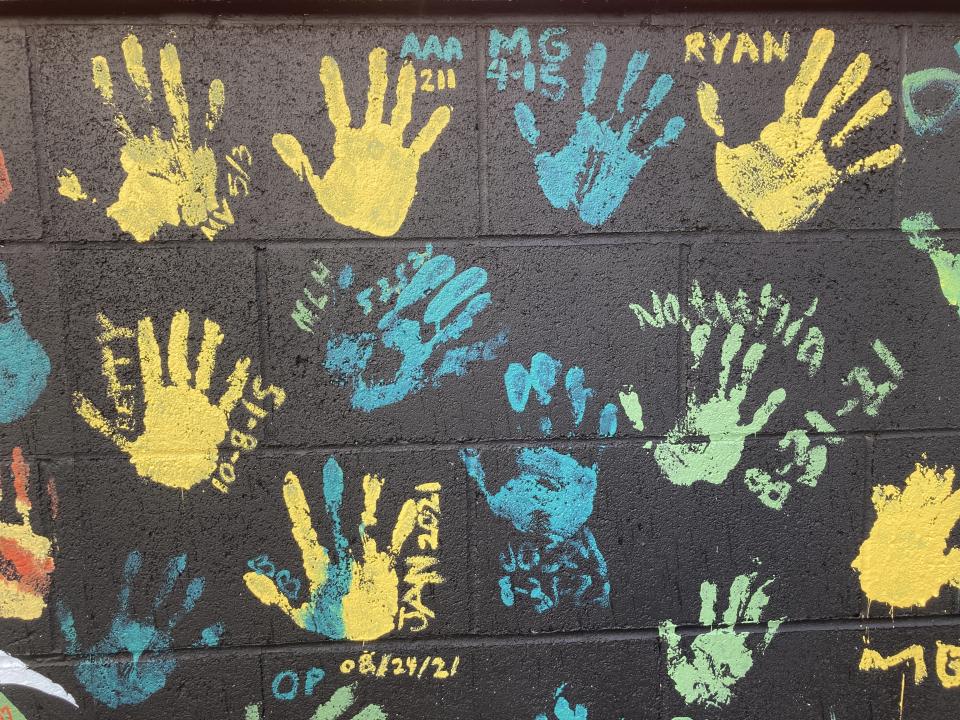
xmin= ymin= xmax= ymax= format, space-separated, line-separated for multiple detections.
xmin=629 ymin=323 xmax=785 ymax=488
xmin=697 ymin=28 xmax=901 ymax=231
xmin=57 ymin=33 xmax=238 ymax=242
xmin=461 ymin=352 xmax=617 ymax=612
xmin=0 ymin=448 xmax=54 ymax=620
xmin=273 ymin=47 xmax=451 ymax=237
xmin=73 ymin=310 xmax=254 ymax=490
xmin=659 ymin=573 xmax=782 ymax=708
xmin=244 ymin=458 xmax=418 ymax=641
xmin=514 ymin=43 xmax=685 ymax=226
xmin=324 ymin=246 xmax=507 ymax=412
xmin=56 ymin=551 xmax=223 ymax=709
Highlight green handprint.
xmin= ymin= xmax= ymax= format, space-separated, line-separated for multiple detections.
xmin=659 ymin=573 xmax=782 ymax=708
xmin=623 ymin=323 xmax=785 ymax=487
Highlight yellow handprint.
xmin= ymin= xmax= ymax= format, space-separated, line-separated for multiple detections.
xmin=57 ymin=34 xmax=236 ymax=243
xmin=697 ymin=28 xmax=902 ymax=231
xmin=244 ymin=458 xmax=417 ymax=641
xmin=852 ymin=460 xmax=960 ymax=609
xmin=73 ymin=310 xmax=251 ymax=490
xmin=273 ymin=47 xmax=451 ymax=237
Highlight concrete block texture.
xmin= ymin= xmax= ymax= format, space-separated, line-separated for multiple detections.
xmin=0 ymin=12 xmax=957 ymax=720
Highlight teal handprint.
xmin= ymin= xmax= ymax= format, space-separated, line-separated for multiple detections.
xmin=659 ymin=573 xmax=782 ymax=708
xmin=56 ymin=551 xmax=223 ymax=709
xmin=623 ymin=323 xmax=785 ymax=488
xmin=0 ymin=261 xmax=50 ymax=424
xmin=514 ymin=43 xmax=685 ymax=226
xmin=460 ymin=352 xmax=617 ymax=612
xmin=535 ymin=684 xmax=589 ymax=720
xmin=324 ymin=245 xmax=507 ymax=412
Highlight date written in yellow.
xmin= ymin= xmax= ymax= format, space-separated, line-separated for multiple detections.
xmin=339 ymin=652 xmax=460 ymax=680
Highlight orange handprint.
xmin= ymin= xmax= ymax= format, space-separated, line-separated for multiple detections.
xmin=0 ymin=448 xmax=54 ymax=620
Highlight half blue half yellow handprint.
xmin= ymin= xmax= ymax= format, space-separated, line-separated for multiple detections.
xmin=244 ymin=458 xmax=418 ymax=641
xmin=325 ymin=246 xmax=507 ymax=412
xmin=56 ymin=551 xmax=223 ymax=709
xmin=0 ymin=262 xmax=49 ymax=424
xmin=513 ymin=44 xmax=685 ymax=226
xmin=461 ymin=352 xmax=617 ymax=612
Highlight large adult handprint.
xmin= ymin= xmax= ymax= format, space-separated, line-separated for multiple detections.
xmin=325 ymin=246 xmax=507 ymax=412
xmin=72 ymin=310 xmax=253 ymax=490
xmin=244 ymin=458 xmax=418 ymax=641
xmin=697 ymin=28 xmax=901 ymax=231
xmin=0 ymin=448 xmax=54 ymax=621
xmin=637 ymin=323 xmax=785 ymax=488
xmin=57 ymin=33 xmax=237 ymax=242
xmin=56 ymin=551 xmax=223 ymax=709
xmin=852 ymin=459 xmax=960 ymax=609
xmin=0 ymin=262 xmax=50 ymax=424
xmin=273 ymin=47 xmax=451 ymax=237
xmin=461 ymin=352 xmax=617 ymax=612
xmin=659 ymin=573 xmax=782 ymax=708
xmin=514 ymin=43 xmax=685 ymax=227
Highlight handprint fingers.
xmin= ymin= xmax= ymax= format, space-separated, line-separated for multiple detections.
xmin=391 ymin=255 xmax=457 ymax=317
xmin=153 ymin=553 xmax=187 ymax=612
xmin=633 ymin=115 xmax=686 ymax=163
xmin=364 ymin=47 xmax=389 ymax=127
xmin=159 ymin=43 xmax=192 ymax=150
xmin=717 ymin=324 xmax=745 ymax=393
xmin=616 ymin=50 xmax=649 ymax=112
xmin=319 ymin=55 xmax=352 ymax=130
xmin=195 ymin=318 xmax=226 ymax=393
xmin=830 ymin=89 xmax=893 ymax=148
xmin=721 ymin=573 xmax=754 ymax=625
xmin=137 ymin=315 xmax=164 ymax=400
xmin=216 ymin=357 xmax=251 ymax=413
xmin=623 ymin=72 xmax=675 ymax=139
xmin=409 ymin=105 xmax=452 ymax=158
xmin=782 ymin=28 xmax=835 ymax=120
xmin=243 ymin=570 xmax=298 ymax=618
xmin=514 ymin=103 xmax=541 ymax=147
xmin=698 ymin=580 xmax=719 ymax=626
xmin=423 ymin=266 xmax=488 ymax=326
xmin=731 ymin=339 xmax=767 ymax=400
xmin=843 ymin=144 xmax=903 ymax=177
xmin=72 ymin=393 xmax=132 ymax=451
xmin=743 ymin=577 xmax=774 ymax=623
xmin=117 ymin=550 xmax=143 ymax=617
xmin=273 ymin=134 xmax=324 ymax=190
xmin=121 ymin=34 xmax=152 ymax=101
xmin=432 ymin=292 xmax=492 ymax=345
xmin=390 ymin=61 xmax=416 ymax=133
xmin=281 ymin=471 xmax=331 ymax=588
xmin=360 ymin=473 xmax=384 ymax=528
xmin=388 ymin=497 xmax=418 ymax=559
xmin=91 ymin=55 xmax=135 ymax=139
xmin=745 ymin=387 xmax=787 ymax=435
xmin=10 ymin=448 xmax=32 ymax=524
xmin=206 ymin=79 xmax=225 ymax=131
xmin=55 ymin=601 xmax=80 ymax=654
xmin=813 ymin=52 xmax=870 ymax=129
xmin=697 ymin=82 xmax=725 ymax=138
xmin=167 ymin=310 xmax=192 ymax=386
xmin=581 ymin=42 xmax=607 ymax=107
xmin=165 ymin=576 xmax=204 ymax=630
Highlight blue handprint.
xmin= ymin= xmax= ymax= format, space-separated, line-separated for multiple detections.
xmin=325 ymin=245 xmax=508 ymax=412
xmin=56 ymin=551 xmax=223 ymax=709
xmin=514 ymin=44 xmax=685 ymax=226
xmin=536 ymin=684 xmax=589 ymax=720
xmin=0 ymin=261 xmax=50 ymax=424
xmin=460 ymin=352 xmax=616 ymax=612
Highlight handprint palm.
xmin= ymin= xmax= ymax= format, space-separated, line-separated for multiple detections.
xmin=514 ymin=44 xmax=684 ymax=227
xmin=274 ymin=47 xmax=451 ymax=237
xmin=325 ymin=246 xmax=506 ymax=412
xmin=852 ymin=460 xmax=960 ymax=609
xmin=0 ymin=448 xmax=54 ymax=620
xmin=56 ymin=551 xmax=222 ymax=709
xmin=73 ymin=310 xmax=251 ymax=490
xmin=57 ymin=34 xmax=229 ymax=243
xmin=659 ymin=573 xmax=781 ymax=708
xmin=648 ymin=324 xmax=785 ymax=487
xmin=0 ymin=262 xmax=50 ymax=424
xmin=461 ymin=353 xmax=617 ymax=611
xmin=697 ymin=28 xmax=901 ymax=231
xmin=244 ymin=458 xmax=418 ymax=641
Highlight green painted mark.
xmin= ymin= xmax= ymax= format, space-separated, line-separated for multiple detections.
xmin=618 ymin=387 xmax=644 ymax=431
xmin=902 ymin=212 xmax=960 ymax=312
xmin=659 ymin=573 xmax=782 ymax=708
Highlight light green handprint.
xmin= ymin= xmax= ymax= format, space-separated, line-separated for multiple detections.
xmin=901 ymin=212 xmax=960 ymax=314
xmin=659 ymin=573 xmax=782 ymax=708
xmin=622 ymin=323 xmax=786 ymax=487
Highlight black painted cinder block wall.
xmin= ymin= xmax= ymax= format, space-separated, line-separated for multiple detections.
xmin=0 ymin=9 xmax=957 ymax=720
